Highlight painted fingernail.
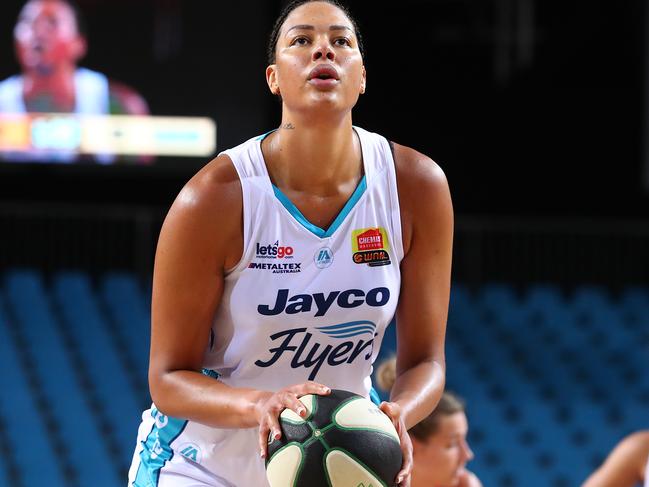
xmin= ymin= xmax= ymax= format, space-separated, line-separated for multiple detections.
xmin=274 ymin=432 xmax=281 ymax=440
xmin=298 ymin=408 xmax=306 ymax=416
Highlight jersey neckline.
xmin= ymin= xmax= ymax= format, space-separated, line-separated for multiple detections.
xmin=255 ymin=127 xmax=369 ymax=239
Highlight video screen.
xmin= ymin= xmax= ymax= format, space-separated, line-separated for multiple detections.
xmin=0 ymin=0 xmax=274 ymax=166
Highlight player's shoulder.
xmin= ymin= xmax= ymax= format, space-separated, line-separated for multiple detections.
xmin=107 ymin=79 xmax=149 ymax=115
xmin=0 ymin=74 xmax=21 ymax=94
xmin=169 ymin=153 xmax=242 ymax=227
xmin=620 ymin=430 xmax=649 ymax=456
xmin=390 ymin=141 xmax=448 ymax=195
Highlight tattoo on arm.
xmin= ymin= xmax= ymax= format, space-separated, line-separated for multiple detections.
xmin=281 ymin=123 xmax=295 ymax=130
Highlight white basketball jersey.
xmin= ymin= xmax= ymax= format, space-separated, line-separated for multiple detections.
xmin=129 ymin=126 xmax=403 ymax=487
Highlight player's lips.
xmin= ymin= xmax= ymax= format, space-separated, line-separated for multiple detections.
xmin=307 ymin=64 xmax=340 ymax=88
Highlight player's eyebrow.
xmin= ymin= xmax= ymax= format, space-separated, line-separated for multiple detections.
xmin=286 ymin=24 xmax=353 ymax=34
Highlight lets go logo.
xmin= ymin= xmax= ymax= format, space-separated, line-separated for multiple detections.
xmin=256 ymin=240 xmax=294 ymax=259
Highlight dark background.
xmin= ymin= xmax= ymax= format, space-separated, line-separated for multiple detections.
xmin=0 ymin=0 xmax=646 ymax=218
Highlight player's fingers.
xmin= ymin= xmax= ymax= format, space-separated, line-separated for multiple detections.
xmin=396 ymin=447 xmax=413 ymax=480
xmin=265 ymin=410 xmax=283 ymax=441
xmin=379 ymin=401 xmax=401 ymax=426
xmin=396 ymin=426 xmax=413 ymax=486
xmin=283 ymin=393 xmax=308 ymax=418
xmin=258 ymin=422 xmax=271 ymax=459
xmin=396 ymin=471 xmax=411 ymax=487
xmin=294 ymin=381 xmax=331 ymax=397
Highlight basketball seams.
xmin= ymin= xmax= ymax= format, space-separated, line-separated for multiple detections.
xmin=322 ymin=447 xmax=389 ymax=487
xmin=267 ymin=390 xmax=401 ymax=486
xmin=266 ymin=441 xmax=307 ymax=487
xmin=330 ymin=397 xmax=400 ymax=443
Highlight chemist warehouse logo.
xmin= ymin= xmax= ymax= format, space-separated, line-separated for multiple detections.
xmin=249 ymin=240 xmax=301 ymax=274
xmin=351 ymin=227 xmax=391 ymax=267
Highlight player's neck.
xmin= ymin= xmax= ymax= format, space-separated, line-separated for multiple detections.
xmin=265 ymin=114 xmax=362 ymax=196
xmin=410 ymin=466 xmax=441 ymax=487
xmin=22 ymin=64 xmax=77 ymax=111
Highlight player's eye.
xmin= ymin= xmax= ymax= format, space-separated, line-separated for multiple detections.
xmin=291 ymin=36 xmax=310 ymax=46
xmin=334 ymin=37 xmax=351 ymax=47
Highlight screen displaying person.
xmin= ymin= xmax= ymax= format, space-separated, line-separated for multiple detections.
xmin=0 ymin=0 xmax=149 ymax=162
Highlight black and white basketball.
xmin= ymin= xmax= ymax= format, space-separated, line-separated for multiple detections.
xmin=265 ymin=389 xmax=402 ymax=487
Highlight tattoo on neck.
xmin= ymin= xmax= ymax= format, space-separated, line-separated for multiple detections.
xmin=281 ymin=123 xmax=295 ymax=130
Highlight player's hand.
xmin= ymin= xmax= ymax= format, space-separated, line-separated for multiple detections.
xmin=379 ymin=401 xmax=413 ymax=487
xmin=255 ymin=381 xmax=331 ymax=459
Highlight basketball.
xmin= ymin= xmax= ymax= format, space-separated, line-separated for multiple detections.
xmin=265 ymin=389 xmax=402 ymax=487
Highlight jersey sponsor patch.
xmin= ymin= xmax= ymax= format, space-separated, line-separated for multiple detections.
xmin=314 ymin=247 xmax=334 ymax=269
xmin=257 ymin=287 xmax=390 ymax=317
xmin=351 ymin=227 xmax=391 ymax=267
xmin=256 ymin=240 xmax=295 ymax=259
xmin=248 ymin=262 xmax=302 ymax=274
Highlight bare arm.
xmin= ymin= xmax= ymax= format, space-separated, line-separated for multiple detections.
xmin=147 ymin=154 xmax=264 ymax=428
xmin=582 ymin=431 xmax=649 ymax=487
xmin=148 ymin=154 xmax=330 ymax=439
xmin=389 ymin=143 xmax=453 ymax=429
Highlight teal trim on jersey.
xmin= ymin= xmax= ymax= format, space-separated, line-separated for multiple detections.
xmin=370 ymin=387 xmax=381 ymax=406
xmin=133 ymin=408 xmax=188 ymax=487
xmin=201 ymin=368 xmax=220 ymax=380
xmin=255 ymin=129 xmax=276 ymax=141
xmin=272 ymin=175 xmax=367 ymax=238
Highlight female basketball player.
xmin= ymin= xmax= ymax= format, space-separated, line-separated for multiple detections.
xmin=376 ymin=358 xmax=482 ymax=487
xmin=128 ymin=1 xmax=453 ymax=486
xmin=581 ymin=431 xmax=649 ymax=487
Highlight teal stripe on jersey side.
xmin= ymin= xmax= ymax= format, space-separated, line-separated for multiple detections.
xmin=370 ymin=387 xmax=381 ymax=406
xmin=272 ymin=175 xmax=367 ymax=238
xmin=134 ymin=408 xmax=188 ymax=487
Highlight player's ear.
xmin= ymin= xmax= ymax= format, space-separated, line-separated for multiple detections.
xmin=266 ymin=64 xmax=280 ymax=96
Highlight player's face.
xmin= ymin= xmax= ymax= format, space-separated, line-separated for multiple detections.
xmin=267 ymin=1 xmax=366 ymax=115
xmin=14 ymin=0 xmax=86 ymax=74
xmin=415 ymin=412 xmax=474 ymax=487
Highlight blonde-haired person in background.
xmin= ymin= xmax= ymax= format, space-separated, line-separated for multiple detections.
xmin=376 ymin=357 xmax=483 ymax=487
xmin=581 ymin=431 xmax=649 ymax=487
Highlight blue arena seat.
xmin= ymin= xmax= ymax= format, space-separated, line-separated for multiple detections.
xmin=0 ymin=293 xmax=66 ymax=487
xmin=2 ymin=268 xmax=647 ymax=487
xmin=100 ymin=272 xmax=151 ymax=382
xmin=4 ymin=269 xmax=121 ymax=487
xmin=52 ymin=271 xmax=146 ymax=470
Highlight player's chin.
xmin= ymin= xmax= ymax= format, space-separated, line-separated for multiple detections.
xmin=449 ymin=467 xmax=468 ymax=486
